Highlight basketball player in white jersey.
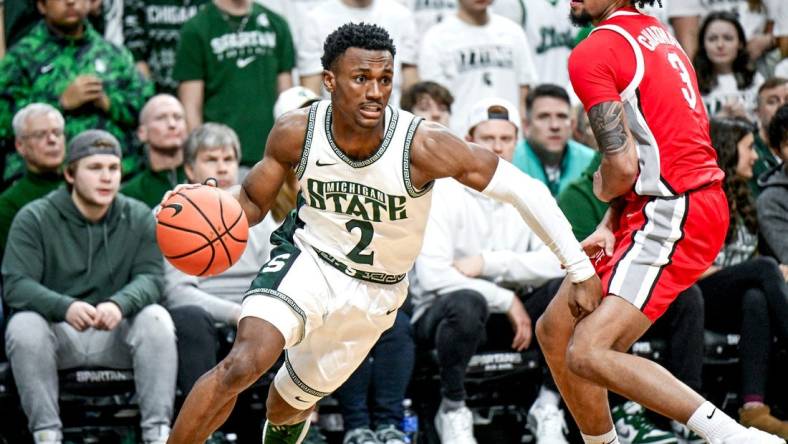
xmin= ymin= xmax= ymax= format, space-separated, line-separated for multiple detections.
xmin=166 ymin=23 xmax=597 ymax=444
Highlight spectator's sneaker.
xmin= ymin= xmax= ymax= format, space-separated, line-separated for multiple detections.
xmin=435 ymin=406 xmax=477 ymax=444
xmin=143 ymin=425 xmax=170 ymax=444
xmin=612 ymin=402 xmax=678 ymax=444
xmin=344 ymin=427 xmax=381 ymax=444
xmin=376 ymin=424 xmax=408 ymax=444
xmin=263 ymin=419 xmax=311 ymax=444
xmin=721 ymin=427 xmax=786 ymax=443
xmin=527 ymin=403 xmax=569 ymax=443
xmin=670 ymin=421 xmax=704 ymax=444
xmin=740 ymin=405 xmax=788 ymax=439
xmin=33 ymin=430 xmax=62 ymax=444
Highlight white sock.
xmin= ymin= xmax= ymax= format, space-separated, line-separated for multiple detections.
xmin=581 ymin=428 xmax=619 ymax=444
xmin=532 ymin=385 xmax=561 ymax=409
xmin=687 ymin=401 xmax=745 ymax=443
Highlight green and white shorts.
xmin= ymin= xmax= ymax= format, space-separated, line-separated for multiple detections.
xmin=240 ymin=235 xmax=408 ymax=409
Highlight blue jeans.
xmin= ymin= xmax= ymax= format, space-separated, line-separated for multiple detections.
xmin=334 ymin=310 xmax=415 ymax=430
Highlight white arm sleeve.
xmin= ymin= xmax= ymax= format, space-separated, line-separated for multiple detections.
xmin=482 ymin=160 xmax=596 ymax=283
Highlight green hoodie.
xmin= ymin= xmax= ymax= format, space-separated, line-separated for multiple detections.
xmin=2 ymin=187 xmax=163 ymax=322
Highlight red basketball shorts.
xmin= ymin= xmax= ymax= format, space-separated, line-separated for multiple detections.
xmin=594 ymin=185 xmax=728 ymax=322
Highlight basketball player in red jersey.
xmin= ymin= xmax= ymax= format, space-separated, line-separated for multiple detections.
xmin=535 ymin=2 xmax=785 ymax=444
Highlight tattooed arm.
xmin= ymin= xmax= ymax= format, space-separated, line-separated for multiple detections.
xmin=588 ymin=101 xmax=639 ymax=202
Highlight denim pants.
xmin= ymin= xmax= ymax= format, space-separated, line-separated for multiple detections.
xmin=5 ymin=304 xmax=177 ymax=442
xmin=333 ymin=310 xmax=415 ymax=430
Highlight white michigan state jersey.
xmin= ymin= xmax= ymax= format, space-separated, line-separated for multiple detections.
xmin=292 ymin=100 xmax=433 ymax=283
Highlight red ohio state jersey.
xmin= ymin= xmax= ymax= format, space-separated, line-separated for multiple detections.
xmin=569 ymin=8 xmax=724 ymax=196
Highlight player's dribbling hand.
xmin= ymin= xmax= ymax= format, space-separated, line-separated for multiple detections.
xmin=94 ymin=302 xmax=123 ymax=331
xmin=506 ymin=296 xmax=532 ymax=351
xmin=567 ymin=275 xmax=603 ymax=321
xmin=65 ymin=301 xmax=98 ymax=332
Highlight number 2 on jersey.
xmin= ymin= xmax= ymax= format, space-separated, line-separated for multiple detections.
xmin=345 ymin=219 xmax=374 ymax=265
xmin=667 ymin=52 xmax=697 ymax=109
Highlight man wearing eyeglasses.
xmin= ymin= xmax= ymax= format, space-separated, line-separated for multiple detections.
xmin=512 ymin=83 xmax=596 ymax=197
xmin=0 ymin=103 xmax=66 ymax=256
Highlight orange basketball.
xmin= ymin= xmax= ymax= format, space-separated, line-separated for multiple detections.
xmin=156 ymin=185 xmax=249 ymax=276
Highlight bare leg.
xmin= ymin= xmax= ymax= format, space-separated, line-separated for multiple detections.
xmin=566 ymin=294 xmax=704 ymax=423
xmin=537 ymin=278 xmax=704 ymax=436
xmin=536 ymin=278 xmax=614 ymax=435
xmin=168 ymin=317 xmax=286 ymax=444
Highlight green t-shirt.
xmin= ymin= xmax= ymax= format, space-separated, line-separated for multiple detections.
xmin=120 ymin=167 xmax=187 ymax=208
xmin=173 ymin=3 xmax=295 ymax=166
xmin=0 ymin=171 xmax=63 ymax=254
xmin=557 ymin=153 xmax=607 ymax=242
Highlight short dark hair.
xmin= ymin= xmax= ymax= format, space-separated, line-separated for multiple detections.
xmin=526 ymin=84 xmax=571 ymax=114
xmin=400 ymin=81 xmax=454 ymax=112
xmin=321 ymin=22 xmax=396 ymax=71
xmin=758 ymin=76 xmax=788 ymax=96
xmin=768 ymin=104 xmax=788 ymax=151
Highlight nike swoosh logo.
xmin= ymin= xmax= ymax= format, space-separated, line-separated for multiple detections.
xmin=618 ymin=428 xmax=631 ymax=439
xmin=294 ymin=395 xmax=310 ymax=403
xmin=316 ymin=159 xmax=336 ymax=167
xmin=386 ymin=308 xmax=396 ymax=315
xmin=236 ymin=57 xmax=256 ymax=68
xmin=161 ymin=203 xmax=183 ymax=216
xmin=41 ymin=64 xmax=54 ymax=74
xmin=707 ymin=408 xmax=716 ymax=419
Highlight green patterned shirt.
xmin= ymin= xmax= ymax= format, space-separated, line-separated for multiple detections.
xmin=0 ymin=20 xmax=154 ymax=182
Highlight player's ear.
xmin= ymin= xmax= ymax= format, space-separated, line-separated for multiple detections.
xmin=323 ymin=70 xmax=335 ymax=94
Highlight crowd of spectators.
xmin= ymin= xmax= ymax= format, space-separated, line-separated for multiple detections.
xmin=0 ymin=0 xmax=786 ymax=443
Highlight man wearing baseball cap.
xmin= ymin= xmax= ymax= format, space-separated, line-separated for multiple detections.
xmin=409 ymin=97 xmax=571 ymax=444
xmin=3 ymin=129 xmax=177 ymax=444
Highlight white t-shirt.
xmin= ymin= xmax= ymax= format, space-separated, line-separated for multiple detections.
xmin=418 ymin=13 xmax=538 ymax=134
xmin=668 ymin=0 xmax=781 ymax=39
xmin=297 ymin=0 xmax=418 ymax=107
xmin=394 ymin=0 xmax=457 ymax=36
xmin=492 ymin=0 xmax=576 ymax=94
xmin=701 ymin=72 xmax=764 ymax=119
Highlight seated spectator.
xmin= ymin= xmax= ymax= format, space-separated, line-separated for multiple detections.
xmin=0 ymin=0 xmax=153 ymax=183
xmin=173 ymin=0 xmax=295 ymax=172
xmin=694 ymin=11 xmax=764 ymax=119
xmin=512 ymin=84 xmax=595 ymax=196
xmin=0 ymin=104 xmax=65 ymax=254
xmin=121 ymin=94 xmax=188 ymax=208
xmin=757 ymin=104 xmax=788 ymax=267
xmin=163 ymin=123 xmax=278 ymax=392
xmin=751 ymin=77 xmax=787 ymax=195
xmin=400 ymin=81 xmax=453 ymax=128
xmin=556 ymin=144 xmax=707 ymax=444
xmin=409 ymin=97 xmax=568 ymax=444
xmin=699 ymin=116 xmax=788 ymax=439
xmin=2 ymin=130 xmax=176 ymax=444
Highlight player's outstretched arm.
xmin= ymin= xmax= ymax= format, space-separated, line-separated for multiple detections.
xmin=236 ymin=110 xmax=307 ymax=225
xmin=410 ymin=122 xmax=595 ymax=286
xmin=587 ymin=101 xmax=639 ymax=202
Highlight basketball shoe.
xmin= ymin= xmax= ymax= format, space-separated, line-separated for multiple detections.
xmin=612 ymin=401 xmax=677 ymax=444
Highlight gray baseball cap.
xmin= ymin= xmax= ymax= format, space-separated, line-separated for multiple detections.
xmin=67 ymin=130 xmax=122 ymax=164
